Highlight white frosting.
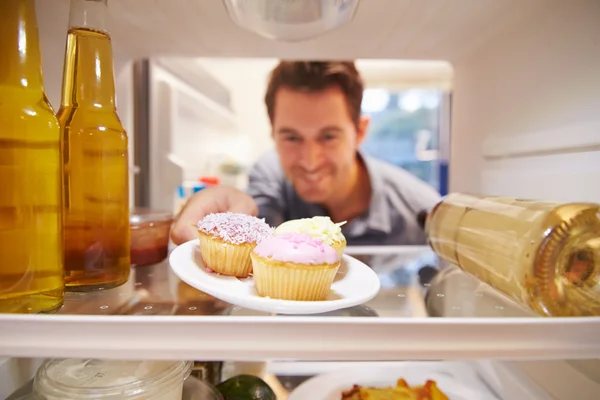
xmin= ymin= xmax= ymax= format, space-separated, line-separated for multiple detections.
xmin=275 ymin=216 xmax=346 ymax=245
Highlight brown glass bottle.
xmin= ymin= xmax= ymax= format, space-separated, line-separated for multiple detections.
xmin=0 ymin=0 xmax=64 ymax=313
xmin=424 ymin=193 xmax=600 ymax=317
xmin=59 ymin=0 xmax=130 ymax=291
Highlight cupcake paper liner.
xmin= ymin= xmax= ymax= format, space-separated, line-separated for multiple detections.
xmin=251 ymin=253 xmax=340 ymax=301
xmin=330 ymin=239 xmax=347 ymax=260
xmin=198 ymin=232 xmax=255 ymax=278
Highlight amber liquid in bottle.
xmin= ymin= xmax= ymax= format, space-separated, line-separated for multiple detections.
xmin=59 ymin=0 xmax=130 ymax=291
xmin=425 ymin=193 xmax=600 ymax=317
xmin=0 ymin=0 xmax=64 ymax=313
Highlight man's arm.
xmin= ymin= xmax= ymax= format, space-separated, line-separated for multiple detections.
xmin=378 ymin=160 xmax=442 ymax=245
xmin=246 ymin=150 xmax=286 ymax=227
xmin=170 ymin=151 xmax=287 ymax=245
xmin=402 ymin=176 xmax=442 ymax=215
xmin=396 ymin=179 xmax=441 ymax=245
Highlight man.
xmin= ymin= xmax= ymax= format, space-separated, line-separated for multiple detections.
xmin=171 ymin=61 xmax=441 ymax=246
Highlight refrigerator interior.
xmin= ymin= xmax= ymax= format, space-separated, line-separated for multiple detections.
xmin=129 ymin=56 xmax=454 ymax=212
xmin=2 ymin=0 xmax=599 ymax=398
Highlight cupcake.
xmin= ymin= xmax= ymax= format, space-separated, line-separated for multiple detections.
xmin=275 ymin=216 xmax=347 ymax=259
xmin=251 ymin=232 xmax=341 ymax=301
xmin=197 ymin=212 xmax=274 ymax=277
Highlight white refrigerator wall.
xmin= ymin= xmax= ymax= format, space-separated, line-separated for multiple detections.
xmin=450 ymin=0 xmax=600 ymax=202
xmin=195 ymin=58 xmax=279 ymax=161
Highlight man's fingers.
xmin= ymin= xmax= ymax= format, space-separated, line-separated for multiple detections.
xmin=170 ymin=186 xmax=258 ymax=245
xmin=170 ymin=222 xmax=197 ymax=246
xmin=170 ymin=193 xmax=211 ymax=245
xmin=229 ymin=195 xmax=258 ymax=216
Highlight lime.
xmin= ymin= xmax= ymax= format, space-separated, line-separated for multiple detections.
xmin=216 ymin=374 xmax=277 ymax=400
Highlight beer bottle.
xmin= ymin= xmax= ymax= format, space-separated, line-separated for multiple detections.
xmin=59 ymin=0 xmax=130 ymax=290
xmin=0 ymin=0 xmax=64 ymax=313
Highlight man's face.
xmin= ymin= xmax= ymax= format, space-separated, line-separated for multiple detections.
xmin=272 ymin=86 xmax=368 ymax=204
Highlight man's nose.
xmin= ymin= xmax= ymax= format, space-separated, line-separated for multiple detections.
xmin=299 ymin=141 xmax=324 ymax=170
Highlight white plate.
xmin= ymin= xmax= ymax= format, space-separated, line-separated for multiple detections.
xmin=288 ymin=363 xmax=499 ymax=400
xmin=169 ymin=239 xmax=381 ymax=315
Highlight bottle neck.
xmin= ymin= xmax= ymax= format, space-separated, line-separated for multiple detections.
xmin=61 ymin=0 xmax=116 ymax=109
xmin=69 ymin=0 xmax=109 ymax=33
xmin=0 ymin=0 xmax=45 ymax=91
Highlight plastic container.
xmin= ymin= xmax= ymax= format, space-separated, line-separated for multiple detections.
xmin=130 ymin=209 xmax=174 ymax=267
xmin=198 ymin=176 xmax=220 ymax=186
xmin=182 ymin=375 xmax=223 ymax=400
xmin=33 ymin=359 xmax=193 ymax=400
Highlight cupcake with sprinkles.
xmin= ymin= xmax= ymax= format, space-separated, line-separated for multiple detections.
xmin=197 ymin=212 xmax=274 ymax=277
xmin=251 ymin=232 xmax=341 ymax=301
xmin=275 ymin=216 xmax=347 ymax=259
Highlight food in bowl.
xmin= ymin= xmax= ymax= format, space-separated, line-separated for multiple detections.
xmin=130 ymin=208 xmax=173 ymax=266
xmin=341 ymin=378 xmax=449 ymax=400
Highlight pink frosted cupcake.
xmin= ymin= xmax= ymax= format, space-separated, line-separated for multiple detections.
xmin=197 ymin=212 xmax=274 ymax=277
xmin=250 ymin=232 xmax=341 ymax=301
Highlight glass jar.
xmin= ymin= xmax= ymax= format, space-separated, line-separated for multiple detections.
xmin=130 ymin=208 xmax=173 ymax=267
xmin=33 ymin=359 xmax=192 ymax=400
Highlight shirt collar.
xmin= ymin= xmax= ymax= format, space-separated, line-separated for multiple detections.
xmin=285 ymin=150 xmax=392 ymax=236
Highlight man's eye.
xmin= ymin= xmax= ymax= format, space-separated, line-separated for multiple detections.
xmin=322 ymin=134 xmax=337 ymax=142
xmin=284 ymin=136 xmax=300 ymax=142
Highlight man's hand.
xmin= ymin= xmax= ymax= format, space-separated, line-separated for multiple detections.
xmin=170 ymin=185 xmax=258 ymax=245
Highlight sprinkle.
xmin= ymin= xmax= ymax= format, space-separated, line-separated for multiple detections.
xmin=197 ymin=212 xmax=274 ymax=245
xmin=277 ymin=232 xmax=332 ymax=255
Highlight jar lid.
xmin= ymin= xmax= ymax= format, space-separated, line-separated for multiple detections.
xmin=34 ymin=359 xmax=193 ymax=399
xmin=130 ymin=208 xmax=173 ymax=225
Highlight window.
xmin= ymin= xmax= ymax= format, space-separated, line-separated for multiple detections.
xmin=360 ymin=88 xmax=449 ymax=194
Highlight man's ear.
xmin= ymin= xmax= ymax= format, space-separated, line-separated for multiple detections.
xmin=356 ymin=115 xmax=371 ymax=146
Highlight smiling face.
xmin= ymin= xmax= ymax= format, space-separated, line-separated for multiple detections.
xmin=272 ymin=85 xmax=369 ymax=205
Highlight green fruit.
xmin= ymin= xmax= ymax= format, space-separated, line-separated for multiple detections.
xmin=216 ymin=374 xmax=277 ymax=400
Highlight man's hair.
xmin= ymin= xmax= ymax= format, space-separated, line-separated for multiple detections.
xmin=264 ymin=61 xmax=364 ymax=127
